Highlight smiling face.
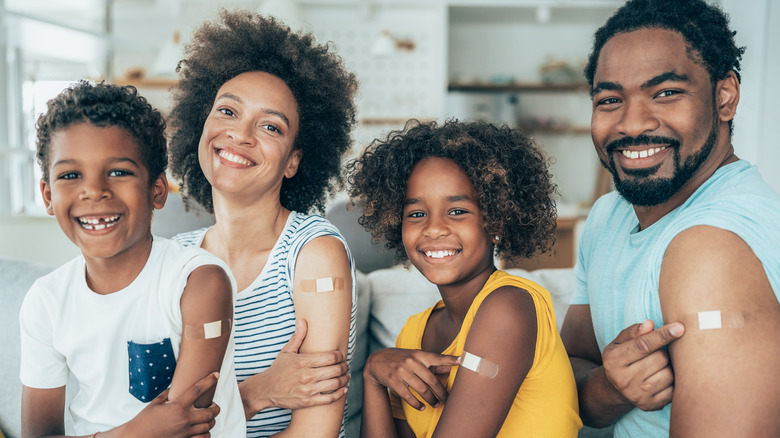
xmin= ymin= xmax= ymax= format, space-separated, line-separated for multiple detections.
xmin=402 ymin=157 xmax=495 ymax=290
xmin=590 ymin=27 xmax=729 ymax=207
xmin=198 ymin=71 xmax=302 ymax=203
xmin=40 ymin=123 xmax=167 ymax=264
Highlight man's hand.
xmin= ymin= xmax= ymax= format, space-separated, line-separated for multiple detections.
xmin=602 ymin=320 xmax=684 ymax=411
xmin=240 ymin=319 xmax=350 ymax=418
xmin=364 ymin=348 xmax=460 ymax=411
xmin=120 ymin=372 xmax=221 ymax=438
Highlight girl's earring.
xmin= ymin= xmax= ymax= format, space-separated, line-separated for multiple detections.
xmin=494 ymin=235 xmax=501 ymax=243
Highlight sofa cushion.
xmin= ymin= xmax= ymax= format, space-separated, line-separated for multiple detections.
xmin=0 ymin=256 xmax=53 ymax=438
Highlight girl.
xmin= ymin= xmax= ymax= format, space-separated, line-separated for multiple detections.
xmin=348 ymin=120 xmax=582 ymax=437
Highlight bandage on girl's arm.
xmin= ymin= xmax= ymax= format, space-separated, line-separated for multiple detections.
xmin=433 ymin=286 xmax=538 ymax=437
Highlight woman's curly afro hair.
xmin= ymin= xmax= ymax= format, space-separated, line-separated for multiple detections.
xmin=347 ymin=119 xmax=558 ymax=263
xmin=36 ymin=80 xmax=167 ymax=184
xmin=585 ymin=0 xmax=745 ymax=87
xmin=168 ymin=10 xmax=357 ymax=214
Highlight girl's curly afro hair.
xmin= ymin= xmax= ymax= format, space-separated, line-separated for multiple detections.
xmin=36 ymin=80 xmax=167 ymax=184
xmin=168 ymin=10 xmax=357 ymax=214
xmin=347 ymin=119 xmax=558 ymax=263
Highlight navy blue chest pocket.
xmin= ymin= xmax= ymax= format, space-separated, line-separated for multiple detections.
xmin=127 ymin=338 xmax=176 ymax=403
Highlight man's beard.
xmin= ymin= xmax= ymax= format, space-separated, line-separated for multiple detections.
xmin=601 ymin=114 xmax=719 ymax=207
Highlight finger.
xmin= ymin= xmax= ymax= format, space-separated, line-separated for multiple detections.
xmin=405 ymin=371 xmax=445 ymax=407
xmin=300 ymin=387 xmax=349 ymax=408
xmin=281 ymin=319 xmax=308 ymax=354
xmin=642 ymin=366 xmax=674 ymax=395
xmin=430 ymin=364 xmax=455 ymax=375
xmin=151 ymin=387 xmax=170 ymax=404
xmin=631 ymin=323 xmax=684 ymax=357
xmin=179 ymin=372 xmax=220 ymax=405
xmin=313 ymin=371 xmax=351 ymax=394
xmin=396 ymin=384 xmax=426 ymax=411
xmin=297 ymin=350 xmax=346 ymax=368
xmin=613 ymin=320 xmax=654 ymax=344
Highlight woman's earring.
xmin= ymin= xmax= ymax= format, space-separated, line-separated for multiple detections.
xmin=494 ymin=235 xmax=501 ymax=243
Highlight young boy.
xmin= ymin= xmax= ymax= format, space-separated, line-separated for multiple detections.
xmin=19 ymin=81 xmax=245 ymax=437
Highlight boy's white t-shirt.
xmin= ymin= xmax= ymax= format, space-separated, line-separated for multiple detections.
xmin=19 ymin=237 xmax=246 ymax=437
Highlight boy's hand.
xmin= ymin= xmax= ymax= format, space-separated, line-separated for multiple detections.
xmin=121 ymin=372 xmax=220 ymax=438
xmin=602 ymin=320 xmax=684 ymax=411
xmin=240 ymin=319 xmax=350 ymax=416
xmin=364 ymin=348 xmax=460 ymax=411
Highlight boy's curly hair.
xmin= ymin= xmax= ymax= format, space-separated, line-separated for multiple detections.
xmin=347 ymin=119 xmax=558 ymax=263
xmin=36 ymin=80 xmax=167 ymax=183
xmin=168 ymin=10 xmax=358 ymax=214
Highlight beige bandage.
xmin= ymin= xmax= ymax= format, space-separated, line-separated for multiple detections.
xmin=459 ymin=351 xmax=499 ymax=379
xmin=300 ymin=277 xmax=345 ymax=293
xmin=183 ymin=319 xmax=232 ymax=340
xmin=682 ymin=310 xmax=744 ymax=330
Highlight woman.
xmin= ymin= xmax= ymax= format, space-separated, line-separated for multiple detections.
xmin=168 ymin=10 xmax=358 ymax=437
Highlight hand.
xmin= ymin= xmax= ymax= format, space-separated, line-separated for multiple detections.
xmin=602 ymin=320 xmax=685 ymax=411
xmin=121 ymin=372 xmax=220 ymax=438
xmin=242 ymin=319 xmax=350 ymax=415
xmin=364 ymin=348 xmax=460 ymax=411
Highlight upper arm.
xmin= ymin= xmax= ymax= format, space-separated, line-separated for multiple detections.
xmin=285 ymin=235 xmax=353 ymax=435
xmin=560 ymin=304 xmax=602 ymax=365
xmin=432 ymin=286 xmax=537 ymax=437
xmin=21 ymin=385 xmax=66 ymax=438
xmin=660 ymin=226 xmax=780 ymax=437
xmin=169 ymin=263 xmax=234 ymax=407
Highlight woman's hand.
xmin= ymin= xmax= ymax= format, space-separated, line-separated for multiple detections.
xmin=239 ymin=319 xmax=350 ymax=418
xmin=364 ymin=348 xmax=460 ymax=411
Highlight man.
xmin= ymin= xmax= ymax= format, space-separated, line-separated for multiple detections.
xmin=561 ymin=0 xmax=780 ymax=436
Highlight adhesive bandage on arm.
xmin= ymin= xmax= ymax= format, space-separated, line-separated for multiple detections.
xmin=300 ymin=276 xmax=345 ymax=293
xmin=681 ymin=310 xmax=745 ymax=330
xmin=458 ymin=351 xmax=499 ymax=379
xmin=183 ymin=319 xmax=232 ymax=340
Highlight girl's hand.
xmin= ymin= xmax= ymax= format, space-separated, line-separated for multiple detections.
xmin=364 ymin=348 xmax=460 ymax=411
xmin=239 ymin=319 xmax=350 ymax=417
xmin=119 ymin=372 xmax=220 ymax=438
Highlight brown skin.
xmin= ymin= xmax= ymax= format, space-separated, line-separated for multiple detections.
xmin=563 ymin=28 xmax=780 ymax=435
xmin=26 ymin=124 xmax=231 ymax=437
xmin=197 ymin=71 xmax=352 ymax=435
xmin=361 ymin=158 xmax=537 ymax=437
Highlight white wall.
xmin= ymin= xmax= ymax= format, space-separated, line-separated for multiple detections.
xmin=720 ymin=0 xmax=779 ymax=193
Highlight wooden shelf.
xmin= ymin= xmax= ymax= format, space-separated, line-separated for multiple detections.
xmin=448 ymin=82 xmax=589 ymax=93
xmin=112 ymin=77 xmax=178 ymax=88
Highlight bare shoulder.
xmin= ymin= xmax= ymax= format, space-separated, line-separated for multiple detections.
xmin=296 ymin=235 xmax=349 ymax=270
xmin=475 ymin=285 xmax=536 ymax=333
xmin=660 ymin=225 xmax=775 ymax=316
xmin=661 ymin=225 xmax=780 ymax=437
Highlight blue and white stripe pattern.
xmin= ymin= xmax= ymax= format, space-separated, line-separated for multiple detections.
xmin=175 ymin=212 xmax=357 ymax=437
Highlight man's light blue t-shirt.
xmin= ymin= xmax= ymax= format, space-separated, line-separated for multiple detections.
xmin=571 ymin=160 xmax=780 ymax=437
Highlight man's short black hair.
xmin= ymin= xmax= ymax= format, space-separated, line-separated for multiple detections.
xmin=36 ymin=80 xmax=167 ymax=183
xmin=585 ymin=0 xmax=745 ymax=87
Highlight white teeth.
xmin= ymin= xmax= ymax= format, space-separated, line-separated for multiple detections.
xmin=78 ymin=215 xmax=120 ymax=230
xmin=621 ymin=146 xmax=667 ymax=159
xmin=218 ymin=150 xmax=253 ymax=166
xmin=425 ymin=250 xmax=457 ymax=259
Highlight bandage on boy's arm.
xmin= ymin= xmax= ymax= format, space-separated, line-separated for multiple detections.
xmin=285 ymin=235 xmax=353 ymax=437
xmin=169 ymin=264 xmax=234 ymax=408
xmin=660 ymin=226 xmax=780 ymax=437
xmin=432 ymin=286 xmax=537 ymax=438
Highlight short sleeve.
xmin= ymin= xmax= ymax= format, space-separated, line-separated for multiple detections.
xmin=19 ymin=281 xmax=69 ymax=388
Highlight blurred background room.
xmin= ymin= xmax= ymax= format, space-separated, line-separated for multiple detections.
xmin=1 ymin=0 xmax=778 ymax=269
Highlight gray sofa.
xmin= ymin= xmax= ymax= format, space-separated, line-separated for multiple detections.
xmin=1 ymin=256 xmax=53 ymax=437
